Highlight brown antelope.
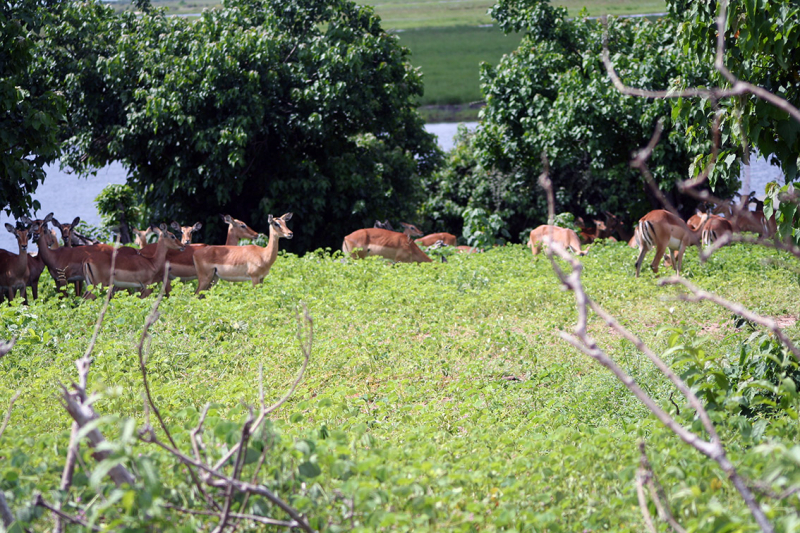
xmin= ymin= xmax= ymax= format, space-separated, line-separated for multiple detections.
xmin=634 ymin=210 xmax=708 ymax=277
xmin=82 ymin=224 xmax=184 ymax=297
xmin=222 ymin=214 xmax=259 ymax=245
xmin=416 ymin=232 xmax=458 ymax=247
xmin=0 ymin=220 xmax=32 ymax=303
xmin=133 ymin=227 xmax=155 ymax=248
xmin=26 ymin=253 xmax=46 ymax=301
xmin=51 ymin=216 xmax=96 ymax=246
xmin=528 ymin=225 xmax=587 ymax=256
xmin=342 ymin=225 xmax=432 ymax=263
xmin=192 ymin=213 xmax=293 ymax=294
xmin=701 ymin=215 xmax=734 ymax=247
xmin=713 ymin=199 xmax=777 ymax=237
xmin=139 ymin=222 xmax=208 ymax=291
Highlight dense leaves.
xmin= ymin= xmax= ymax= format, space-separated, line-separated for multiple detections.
xmin=40 ymin=0 xmax=440 ymax=252
xmin=473 ymin=1 xmax=740 ymax=240
xmin=0 ymin=1 xmax=65 ymax=218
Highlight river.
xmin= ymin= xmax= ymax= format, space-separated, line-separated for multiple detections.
xmin=0 ymin=123 xmax=786 ymax=251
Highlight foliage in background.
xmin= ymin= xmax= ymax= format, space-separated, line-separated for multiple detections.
xmin=419 ymin=126 xmax=531 ymax=239
xmin=669 ymin=0 xmax=800 ymax=182
xmin=764 ymin=180 xmax=800 ymax=246
xmin=475 ymin=0 xmax=740 ymax=236
xmin=41 ymin=0 xmax=441 ymax=253
xmin=0 ymin=1 xmax=65 ymax=218
xmin=95 ymin=184 xmax=147 ymax=243
xmin=1 ymin=244 xmax=799 ymax=530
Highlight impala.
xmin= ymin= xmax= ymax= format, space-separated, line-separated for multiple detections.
xmin=32 ymin=216 xmax=96 ymax=297
xmin=82 ymin=224 xmax=184 ymax=297
xmin=342 ymin=224 xmax=432 ymax=263
xmin=133 ymin=227 xmax=155 ymax=248
xmin=26 ymin=253 xmax=46 ymax=301
xmin=192 ymin=213 xmax=293 ymax=294
xmin=139 ymin=221 xmax=208 ymax=291
xmin=223 ymin=214 xmax=259 ymax=244
xmin=634 ymin=210 xmax=708 ymax=277
xmin=416 ymin=232 xmax=458 ymax=247
xmin=701 ymin=215 xmax=734 ymax=247
xmin=0 ymin=220 xmax=32 ymax=303
xmin=528 ymin=225 xmax=587 ymax=256
xmin=52 ymin=216 xmax=80 ymax=247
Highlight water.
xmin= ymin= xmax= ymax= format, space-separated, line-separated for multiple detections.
xmin=0 ymin=123 xmax=785 ymax=250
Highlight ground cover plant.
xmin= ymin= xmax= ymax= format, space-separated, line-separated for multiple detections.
xmin=1 ymin=241 xmax=799 ymax=530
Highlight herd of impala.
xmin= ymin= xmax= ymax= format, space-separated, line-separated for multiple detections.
xmin=0 ymin=198 xmax=778 ymax=303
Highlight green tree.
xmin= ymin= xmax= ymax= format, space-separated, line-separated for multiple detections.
xmin=43 ymin=0 xmax=441 ymax=252
xmin=0 ymin=1 xmax=65 ymax=217
xmin=473 ymin=0 xmax=738 ymax=239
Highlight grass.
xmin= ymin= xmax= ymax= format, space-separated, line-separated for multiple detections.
xmin=1 ymin=242 xmax=798 ymax=530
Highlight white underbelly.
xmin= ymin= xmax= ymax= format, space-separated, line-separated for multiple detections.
xmin=668 ymin=236 xmax=682 ymax=250
xmin=218 ymin=275 xmax=252 ymax=282
xmin=367 ymin=245 xmax=399 ymax=260
xmin=112 ymin=280 xmax=145 ymax=289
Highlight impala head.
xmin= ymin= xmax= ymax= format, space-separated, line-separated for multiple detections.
xmin=31 ymin=213 xmax=53 ymax=245
xmin=132 ymin=226 xmax=155 ymax=248
xmin=374 ymin=219 xmax=394 ymax=231
xmin=592 ymin=219 xmax=607 ymax=232
xmin=171 ymin=221 xmax=203 ymax=246
xmin=154 ymin=223 xmax=185 ymax=251
xmin=399 ymin=222 xmax=424 ymax=238
xmin=6 ymin=218 xmax=32 ymax=252
xmin=267 ymin=213 xmax=293 ymax=240
xmin=51 ymin=216 xmax=80 ymax=247
xmin=222 ymin=214 xmax=259 ymax=241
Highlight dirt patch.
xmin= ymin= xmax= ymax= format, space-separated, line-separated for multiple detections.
xmin=774 ymin=315 xmax=797 ymax=329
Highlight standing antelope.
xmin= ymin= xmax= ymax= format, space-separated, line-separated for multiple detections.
xmin=140 ymin=221 xmax=207 ymax=290
xmin=528 ymin=225 xmax=587 ymax=256
xmin=133 ymin=227 xmax=155 ymax=248
xmin=222 ymin=214 xmax=259 ymax=244
xmin=634 ymin=210 xmax=708 ymax=277
xmin=82 ymin=224 xmax=184 ymax=297
xmin=192 ymin=213 xmax=294 ymax=294
xmin=0 ymin=220 xmax=32 ymax=303
xmin=342 ymin=225 xmax=432 ymax=263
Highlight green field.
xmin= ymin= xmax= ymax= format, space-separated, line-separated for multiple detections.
xmin=1 ymin=242 xmax=797 ymax=530
xmin=396 ymin=26 xmax=524 ymax=109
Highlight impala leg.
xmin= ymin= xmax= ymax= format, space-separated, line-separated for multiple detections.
xmin=674 ymin=243 xmax=687 ymax=276
xmin=650 ymin=243 xmax=667 ymax=274
xmin=195 ymin=267 xmax=215 ymax=295
xmin=31 ymin=281 xmax=38 ymax=300
xmin=634 ymin=244 xmax=649 ymax=277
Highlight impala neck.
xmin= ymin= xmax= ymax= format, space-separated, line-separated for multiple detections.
xmin=149 ymin=236 xmax=172 ymax=272
xmin=15 ymin=237 xmax=27 ymax=269
xmin=263 ymin=224 xmax=281 ymax=265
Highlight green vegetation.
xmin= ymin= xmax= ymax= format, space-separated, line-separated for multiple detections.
xmin=396 ymin=25 xmax=523 ymax=112
xmin=1 ymin=243 xmax=799 ymax=529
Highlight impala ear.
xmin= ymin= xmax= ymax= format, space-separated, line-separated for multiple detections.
xmin=5 ymin=223 xmax=15 ymax=234
xmin=171 ymin=221 xmax=182 ymax=231
xmin=159 ymin=223 xmax=168 ymax=232
xmin=267 ymin=214 xmax=274 ymax=224
xmin=20 ymin=216 xmax=32 ymax=226
xmin=44 ymin=213 xmax=54 ymax=223
xmin=71 ymin=216 xmax=80 ymax=227
xmin=222 ymin=214 xmax=232 ymax=224
xmin=282 ymin=213 xmax=292 ymax=221
xmin=51 ymin=218 xmax=62 ymax=228
xmin=192 ymin=222 xmax=202 ymax=231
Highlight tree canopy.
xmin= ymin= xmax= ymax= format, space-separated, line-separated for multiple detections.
xmin=32 ymin=0 xmax=441 ymax=251
xmin=0 ymin=1 xmax=64 ymax=218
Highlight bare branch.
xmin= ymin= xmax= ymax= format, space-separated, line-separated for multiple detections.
xmin=0 ymin=337 xmax=15 ymax=359
xmin=139 ymin=428 xmax=314 ymax=533
xmin=639 ymin=442 xmax=686 ymax=533
xmin=213 ymin=304 xmax=313 ymax=471
xmin=0 ymin=390 xmax=21 ymax=441
xmin=34 ymin=494 xmax=100 ymax=532
xmin=660 ymin=276 xmax=800 ymax=363
xmin=163 ymin=503 xmax=296 ymax=528
xmin=213 ymin=410 xmax=255 ymax=533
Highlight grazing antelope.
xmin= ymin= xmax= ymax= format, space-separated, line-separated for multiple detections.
xmin=416 ymin=232 xmax=458 ymax=247
xmin=528 ymin=225 xmax=587 ymax=256
xmin=342 ymin=225 xmax=432 ymax=263
xmin=222 ymin=214 xmax=259 ymax=245
xmin=634 ymin=210 xmax=708 ymax=277
xmin=82 ymin=224 xmax=184 ymax=297
xmin=193 ymin=213 xmax=293 ymax=294
xmin=0 ymin=220 xmax=32 ymax=303
xmin=701 ymin=215 xmax=734 ymax=247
